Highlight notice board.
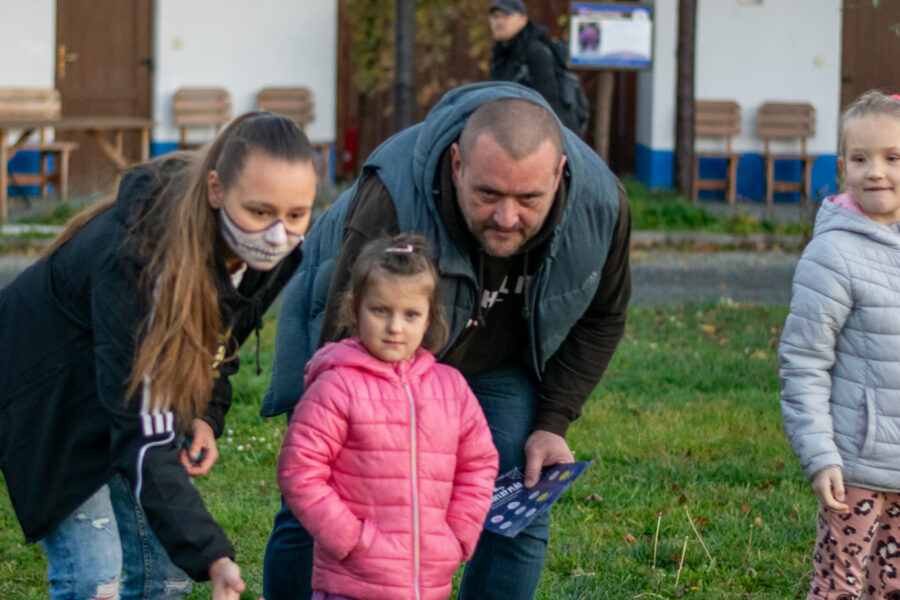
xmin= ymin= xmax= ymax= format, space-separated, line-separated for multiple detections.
xmin=569 ymin=2 xmax=653 ymax=69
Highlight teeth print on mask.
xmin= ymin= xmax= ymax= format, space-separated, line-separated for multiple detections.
xmin=219 ymin=207 xmax=303 ymax=271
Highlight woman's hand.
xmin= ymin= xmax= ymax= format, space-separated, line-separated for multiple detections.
xmin=180 ymin=418 xmax=219 ymax=477
xmin=812 ymin=466 xmax=850 ymax=514
xmin=209 ymin=557 xmax=246 ymax=599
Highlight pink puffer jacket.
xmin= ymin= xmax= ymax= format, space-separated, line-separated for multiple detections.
xmin=278 ymin=338 xmax=499 ymax=600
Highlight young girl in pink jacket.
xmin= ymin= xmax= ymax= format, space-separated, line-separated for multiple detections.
xmin=278 ymin=234 xmax=499 ymax=600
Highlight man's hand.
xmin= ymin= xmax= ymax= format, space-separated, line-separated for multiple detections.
xmin=209 ymin=557 xmax=246 ymax=599
xmin=180 ymin=418 xmax=219 ymax=477
xmin=523 ymin=430 xmax=575 ymax=488
xmin=812 ymin=466 xmax=849 ymax=514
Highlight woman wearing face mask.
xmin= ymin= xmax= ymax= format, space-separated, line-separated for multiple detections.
xmin=0 ymin=111 xmax=316 ymax=600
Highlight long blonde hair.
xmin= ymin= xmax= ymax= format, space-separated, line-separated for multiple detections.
xmin=49 ymin=111 xmax=314 ymax=426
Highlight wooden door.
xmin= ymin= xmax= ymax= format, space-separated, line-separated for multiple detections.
xmin=841 ymin=0 xmax=900 ymax=109
xmin=55 ymin=0 xmax=153 ymax=193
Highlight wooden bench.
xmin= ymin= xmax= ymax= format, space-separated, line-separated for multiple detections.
xmin=693 ymin=100 xmax=742 ymax=204
xmin=172 ymin=87 xmax=232 ymax=149
xmin=756 ymin=102 xmax=817 ymax=205
xmin=256 ymin=87 xmax=332 ymax=182
xmin=0 ymin=88 xmax=78 ymax=201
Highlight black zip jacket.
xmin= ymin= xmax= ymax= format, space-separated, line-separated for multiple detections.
xmin=0 ymin=160 xmax=302 ymax=580
xmin=490 ymin=21 xmax=562 ymax=120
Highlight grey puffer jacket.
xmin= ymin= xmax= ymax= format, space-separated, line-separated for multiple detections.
xmin=779 ymin=196 xmax=900 ymax=492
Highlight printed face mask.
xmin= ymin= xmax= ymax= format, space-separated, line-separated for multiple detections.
xmin=219 ymin=207 xmax=304 ymax=271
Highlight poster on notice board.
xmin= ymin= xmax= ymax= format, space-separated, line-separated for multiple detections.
xmin=569 ymin=2 xmax=653 ymax=69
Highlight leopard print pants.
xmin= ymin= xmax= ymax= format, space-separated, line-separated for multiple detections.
xmin=808 ymin=485 xmax=900 ymax=600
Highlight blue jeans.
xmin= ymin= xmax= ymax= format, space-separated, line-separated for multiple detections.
xmin=41 ymin=474 xmax=192 ymax=599
xmin=263 ymin=364 xmax=549 ymax=600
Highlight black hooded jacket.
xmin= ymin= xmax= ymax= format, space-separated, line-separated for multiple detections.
xmin=490 ymin=21 xmax=563 ymax=120
xmin=0 ymin=159 xmax=302 ymax=580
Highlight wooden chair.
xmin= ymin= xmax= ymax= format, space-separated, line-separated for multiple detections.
xmin=172 ymin=87 xmax=231 ymax=149
xmin=0 ymin=88 xmax=78 ymax=201
xmin=756 ymin=102 xmax=816 ymax=205
xmin=256 ymin=87 xmax=332 ymax=181
xmin=693 ymin=100 xmax=742 ymax=204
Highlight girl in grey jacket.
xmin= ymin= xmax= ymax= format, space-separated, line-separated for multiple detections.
xmin=780 ymin=90 xmax=900 ymax=600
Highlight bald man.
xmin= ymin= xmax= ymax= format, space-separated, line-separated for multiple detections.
xmin=262 ymin=82 xmax=631 ymax=600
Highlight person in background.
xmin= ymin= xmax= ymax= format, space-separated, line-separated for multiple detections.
xmin=262 ymin=81 xmax=631 ymax=600
xmin=488 ymin=0 xmax=562 ymax=122
xmin=278 ymin=234 xmax=498 ymax=600
xmin=780 ymin=90 xmax=900 ymax=600
xmin=0 ymin=111 xmax=318 ymax=600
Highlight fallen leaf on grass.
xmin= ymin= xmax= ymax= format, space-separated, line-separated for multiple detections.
xmin=624 ymin=532 xmax=637 ymax=543
xmin=571 ymin=568 xmax=596 ymax=577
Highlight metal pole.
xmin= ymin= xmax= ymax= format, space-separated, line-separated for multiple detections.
xmin=675 ymin=0 xmax=696 ymax=199
xmin=394 ymin=0 xmax=416 ymax=132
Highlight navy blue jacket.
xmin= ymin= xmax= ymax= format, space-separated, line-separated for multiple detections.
xmin=0 ymin=160 xmax=301 ymax=580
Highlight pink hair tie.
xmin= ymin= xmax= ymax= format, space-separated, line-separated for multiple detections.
xmin=385 ymin=244 xmax=414 ymax=254
xmin=893 ymin=94 xmax=900 ymax=100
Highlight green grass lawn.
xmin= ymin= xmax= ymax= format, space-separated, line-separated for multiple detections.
xmin=0 ymin=302 xmax=814 ymax=599
xmin=5 ymin=177 xmax=813 ymax=237
xmin=622 ymin=179 xmax=813 ymax=237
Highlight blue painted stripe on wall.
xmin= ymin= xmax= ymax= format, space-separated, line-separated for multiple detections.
xmin=6 ymin=149 xmax=49 ymax=196
xmin=152 ymin=141 xmax=179 ymax=158
xmin=635 ymin=143 xmax=838 ymax=202
xmin=635 ymin=143 xmax=673 ymax=188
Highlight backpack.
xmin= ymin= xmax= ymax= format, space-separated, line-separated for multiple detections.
xmin=546 ymin=40 xmax=591 ymax=138
xmin=510 ymin=38 xmax=590 ymax=137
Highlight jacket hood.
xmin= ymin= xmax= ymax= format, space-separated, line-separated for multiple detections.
xmin=407 ymin=81 xmax=559 ymax=205
xmin=304 ymin=337 xmax=436 ymax=388
xmin=525 ymin=20 xmax=551 ymax=43
xmin=114 ymin=157 xmax=192 ymax=228
xmin=377 ymin=81 xmax=596 ymax=263
xmin=815 ymin=195 xmax=900 ymax=247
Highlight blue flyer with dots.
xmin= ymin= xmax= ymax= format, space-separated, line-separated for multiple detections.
xmin=484 ymin=462 xmax=591 ymax=538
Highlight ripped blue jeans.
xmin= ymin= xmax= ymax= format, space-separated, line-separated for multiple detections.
xmin=40 ymin=473 xmax=191 ymax=600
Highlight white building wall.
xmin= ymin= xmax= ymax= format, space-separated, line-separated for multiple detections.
xmin=0 ymin=0 xmax=55 ymax=147
xmin=635 ymin=0 xmax=843 ymax=193
xmin=0 ymin=1 xmax=55 ymax=88
xmin=636 ymin=0 xmax=676 ymax=152
xmin=0 ymin=1 xmax=337 ymax=146
xmin=154 ymin=0 xmax=338 ymax=146
xmin=695 ymin=0 xmax=841 ymax=154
